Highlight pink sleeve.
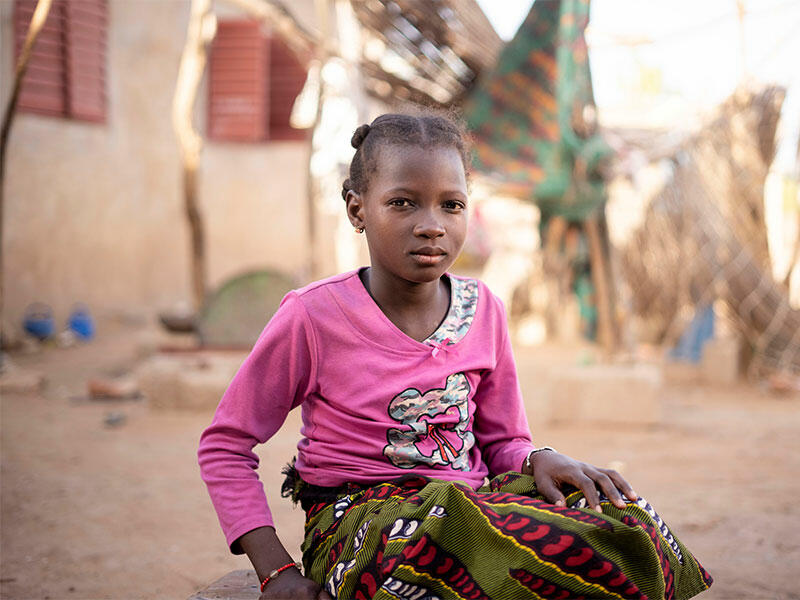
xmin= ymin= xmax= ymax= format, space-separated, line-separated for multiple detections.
xmin=197 ymin=292 xmax=317 ymax=553
xmin=472 ymin=297 xmax=535 ymax=476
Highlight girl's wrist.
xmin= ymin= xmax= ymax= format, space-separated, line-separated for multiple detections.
xmin=238 ymin=526 xmax=296 ymax=583
xmin=523 ymin=446 xmax=557 ymax=475
xmin=260 ymin=561 xmax=303 ymax=593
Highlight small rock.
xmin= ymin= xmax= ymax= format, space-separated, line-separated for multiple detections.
xmin=19 ymin=337 xmax=42 ymax=355
xmin=88 ymin=377 xmax=140 ymax=400
xmin=0 ymin=366 xmax=45 ymax=394
xmin=56 ymin=330 xmax=78 ymax=348
xmin=768 ymin=372 xmax=800 ymax=397
xmin=103 ymin=412 xmax=127 ymax=428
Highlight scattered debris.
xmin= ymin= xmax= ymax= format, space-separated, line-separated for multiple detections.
xmin=19 ymin=336 xmax=42 ymax=354
xmin=0 ymin=358 xmax=45 ymax=394
xmin=0 ymin=328 xmax=22 ymax=351
xmin=103 ymin=412 xmax=127 ymax=428
xmin=56 ymin=330 xmax=78 ymax=348
xmin=767 ymin=372 xmax=800 ymax=397
xmin=87 ymin=376 xmax=140 ymax=400
xmin=158 ymin=310 xmax=197 ymax=334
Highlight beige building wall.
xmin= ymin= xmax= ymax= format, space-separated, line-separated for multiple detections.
xmin=1 ymin=0 xmax=312 ymax=333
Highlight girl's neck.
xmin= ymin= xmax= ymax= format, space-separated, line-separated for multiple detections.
xmin=360 ymin=267 xmax=451 ymax=342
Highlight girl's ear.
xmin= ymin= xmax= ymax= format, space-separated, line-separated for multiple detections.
xmin=345 ymin=190 xmax=365 ymax=229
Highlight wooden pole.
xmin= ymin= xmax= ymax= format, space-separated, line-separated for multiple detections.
xmin=172 ymin=0 xmax=216 ymax=313
xmin=542 ymin=215 xmax=568 ymax=339
xmin=585 ymin=215 xmax=618 ymax=355
xmin=0 ymin=0 xmax=53 ymax=362
xmin=305 ymin=0 xmax=330 ymax=280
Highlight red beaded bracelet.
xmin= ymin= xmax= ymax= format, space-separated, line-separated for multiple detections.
xmin=260 ymin=561 xmax=302 ymax=592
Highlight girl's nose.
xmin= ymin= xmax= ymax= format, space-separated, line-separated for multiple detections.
xmin=413 ymin=212 xmax=445 ymax=238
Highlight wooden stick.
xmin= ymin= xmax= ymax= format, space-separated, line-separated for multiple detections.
xmin=172 ymin=0 xmax=216 ymax=312
xmin=0 ymin=0 xmax=53 ymax=361
xmin=542 ymin=216 xmax=567 ymax=339
xmin=585 ymin=215 xmax=618 ymax=356
xmin=305 ymin=0 xmax=330 ymax=280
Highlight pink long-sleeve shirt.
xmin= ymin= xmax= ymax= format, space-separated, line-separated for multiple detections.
xmin=198 ymin=270 xmax=535 ymax=552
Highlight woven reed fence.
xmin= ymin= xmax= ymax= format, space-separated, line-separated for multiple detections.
xmin=620 ymin=86 xmax=798 ymax=377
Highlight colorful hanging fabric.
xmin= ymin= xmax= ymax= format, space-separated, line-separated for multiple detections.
xmin=464 ymin=0 xmax=612 ymax=222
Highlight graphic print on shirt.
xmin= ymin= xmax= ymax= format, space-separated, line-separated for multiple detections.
xmin=384 ymin=373 xmax=474 ymax=470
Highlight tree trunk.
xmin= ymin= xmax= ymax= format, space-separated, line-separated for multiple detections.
xmin=585 ymin=215 xmax=619 ymax=355
xmin=542 ymin=215 xmax=568 ymax=339
xmin=172 ymin=0 xmax=215 ymax=312
xmin=0 ymin=0 xmax=53 ymax=361
xmin=183 ymin=162 xmax=206 ymax=313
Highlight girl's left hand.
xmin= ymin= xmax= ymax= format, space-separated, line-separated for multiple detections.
xmin=526 ymin=450 xmax=638 ymax=512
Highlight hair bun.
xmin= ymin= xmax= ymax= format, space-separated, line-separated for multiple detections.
xmin=351 ymin=124 xmax=371 ymax=149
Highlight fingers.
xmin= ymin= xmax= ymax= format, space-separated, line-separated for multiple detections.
xmin=603 ymin=468 xmax=638 ymax=502
xmin=534 ymin=452 xmax=640 ymax=514
xmin=573 ymin=472 xmax=602 ymax=512
xmin=536 ymin=476 xmax=567 ymax=507
xmin=591 ymin=469 xmax=626 ymax=510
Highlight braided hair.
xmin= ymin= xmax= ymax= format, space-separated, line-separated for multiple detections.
xmin=341 ymin=110 xmax=472 ymax=202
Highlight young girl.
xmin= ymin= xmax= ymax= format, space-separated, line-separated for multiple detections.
xmin=198 ymin=112 xmax=712 ymax=600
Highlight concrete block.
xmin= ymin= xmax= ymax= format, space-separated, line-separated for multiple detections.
xmin=0 ymin=368 xmax=45 ymax=394
xmin=136 ymin=355 xmax=183 ymax=410
xmin=137 ymin=353 xmax=244 ymax=411
xmin=701 ymin=337 xmax=739 ymax=385
xmin=662 ymin=361 xmax=701 ymax=385
xmin=546 ymin=363 xmax=663 ymax=426
xmin=134 ymin=327 xmax=199 ymax=359
xmin=177 ymin=363 xmax=237 ymax=411
xmin=189 ymin=570 xmax=259 ymax=600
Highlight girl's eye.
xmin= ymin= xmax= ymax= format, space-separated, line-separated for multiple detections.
xmin=389 ymin=198 xmax=412 ymax=207
xmin=443 ymin=200 xmax=465 ymax=211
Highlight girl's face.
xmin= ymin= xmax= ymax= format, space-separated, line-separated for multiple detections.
xmin=347 ymin=144 xmax=468 ymax=286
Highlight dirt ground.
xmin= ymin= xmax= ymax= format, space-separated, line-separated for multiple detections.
xmin=2 ymin=319 xmax=799 ymax=600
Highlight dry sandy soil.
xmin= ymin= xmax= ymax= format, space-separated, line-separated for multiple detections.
xmin=2 ymin=320 xmax=799 ymax=600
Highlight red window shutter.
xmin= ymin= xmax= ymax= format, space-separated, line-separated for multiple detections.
xmin=267 ymin=36 xmax=307 ymax=141
xmin=64 ymin=0 xmax=107 ymax=122
xmin=14 ymin=0 xmax=68 ymax=117
xmin=208 ymin=20 xmax=269 ymax=142
xmin=14 ymin=0 xmax=107 ymax=122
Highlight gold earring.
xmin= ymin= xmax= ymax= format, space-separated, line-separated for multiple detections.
xmin=354 ymin=226 xmax=365 ymax=234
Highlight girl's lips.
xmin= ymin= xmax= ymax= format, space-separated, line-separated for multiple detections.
xmin=410 ymin=252 xmax=447 ymax=266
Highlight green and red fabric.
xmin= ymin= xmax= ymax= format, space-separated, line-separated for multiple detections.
xmin=464 ymin=0 xmax=611 ymax=222
xmin=295 ymin=472 xmax=712 ymax=599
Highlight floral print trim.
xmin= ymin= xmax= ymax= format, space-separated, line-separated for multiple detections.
xmin=424 ymin=276 xmax=478 ymax=348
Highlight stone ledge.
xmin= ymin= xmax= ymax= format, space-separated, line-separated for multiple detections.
xmin=136 ymin=353 xmax=245 ymax=411
xmin=189 ymin=570 xmax=259 ymax=600
xmin=544 ymin=363 xmax=663 ymax=426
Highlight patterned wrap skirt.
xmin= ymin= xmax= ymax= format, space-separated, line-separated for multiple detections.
xmin=283 ymin=468 xmax=713 ymax=600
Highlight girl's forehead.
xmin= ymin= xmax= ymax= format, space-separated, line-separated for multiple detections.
xmin=371 ymin=144 xmax=466 ymax=180
xmin=377 ymin=142 xmax=458 ymax=161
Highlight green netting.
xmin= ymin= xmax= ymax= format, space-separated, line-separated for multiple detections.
xmin=198 ymin=270 xmax=296 ymax=348
xmin=464 ymin=0 xmax=611 ymax=222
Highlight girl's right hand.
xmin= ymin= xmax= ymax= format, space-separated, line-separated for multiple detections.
xmin=259 ymin=568 xmax=333 ymax=600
